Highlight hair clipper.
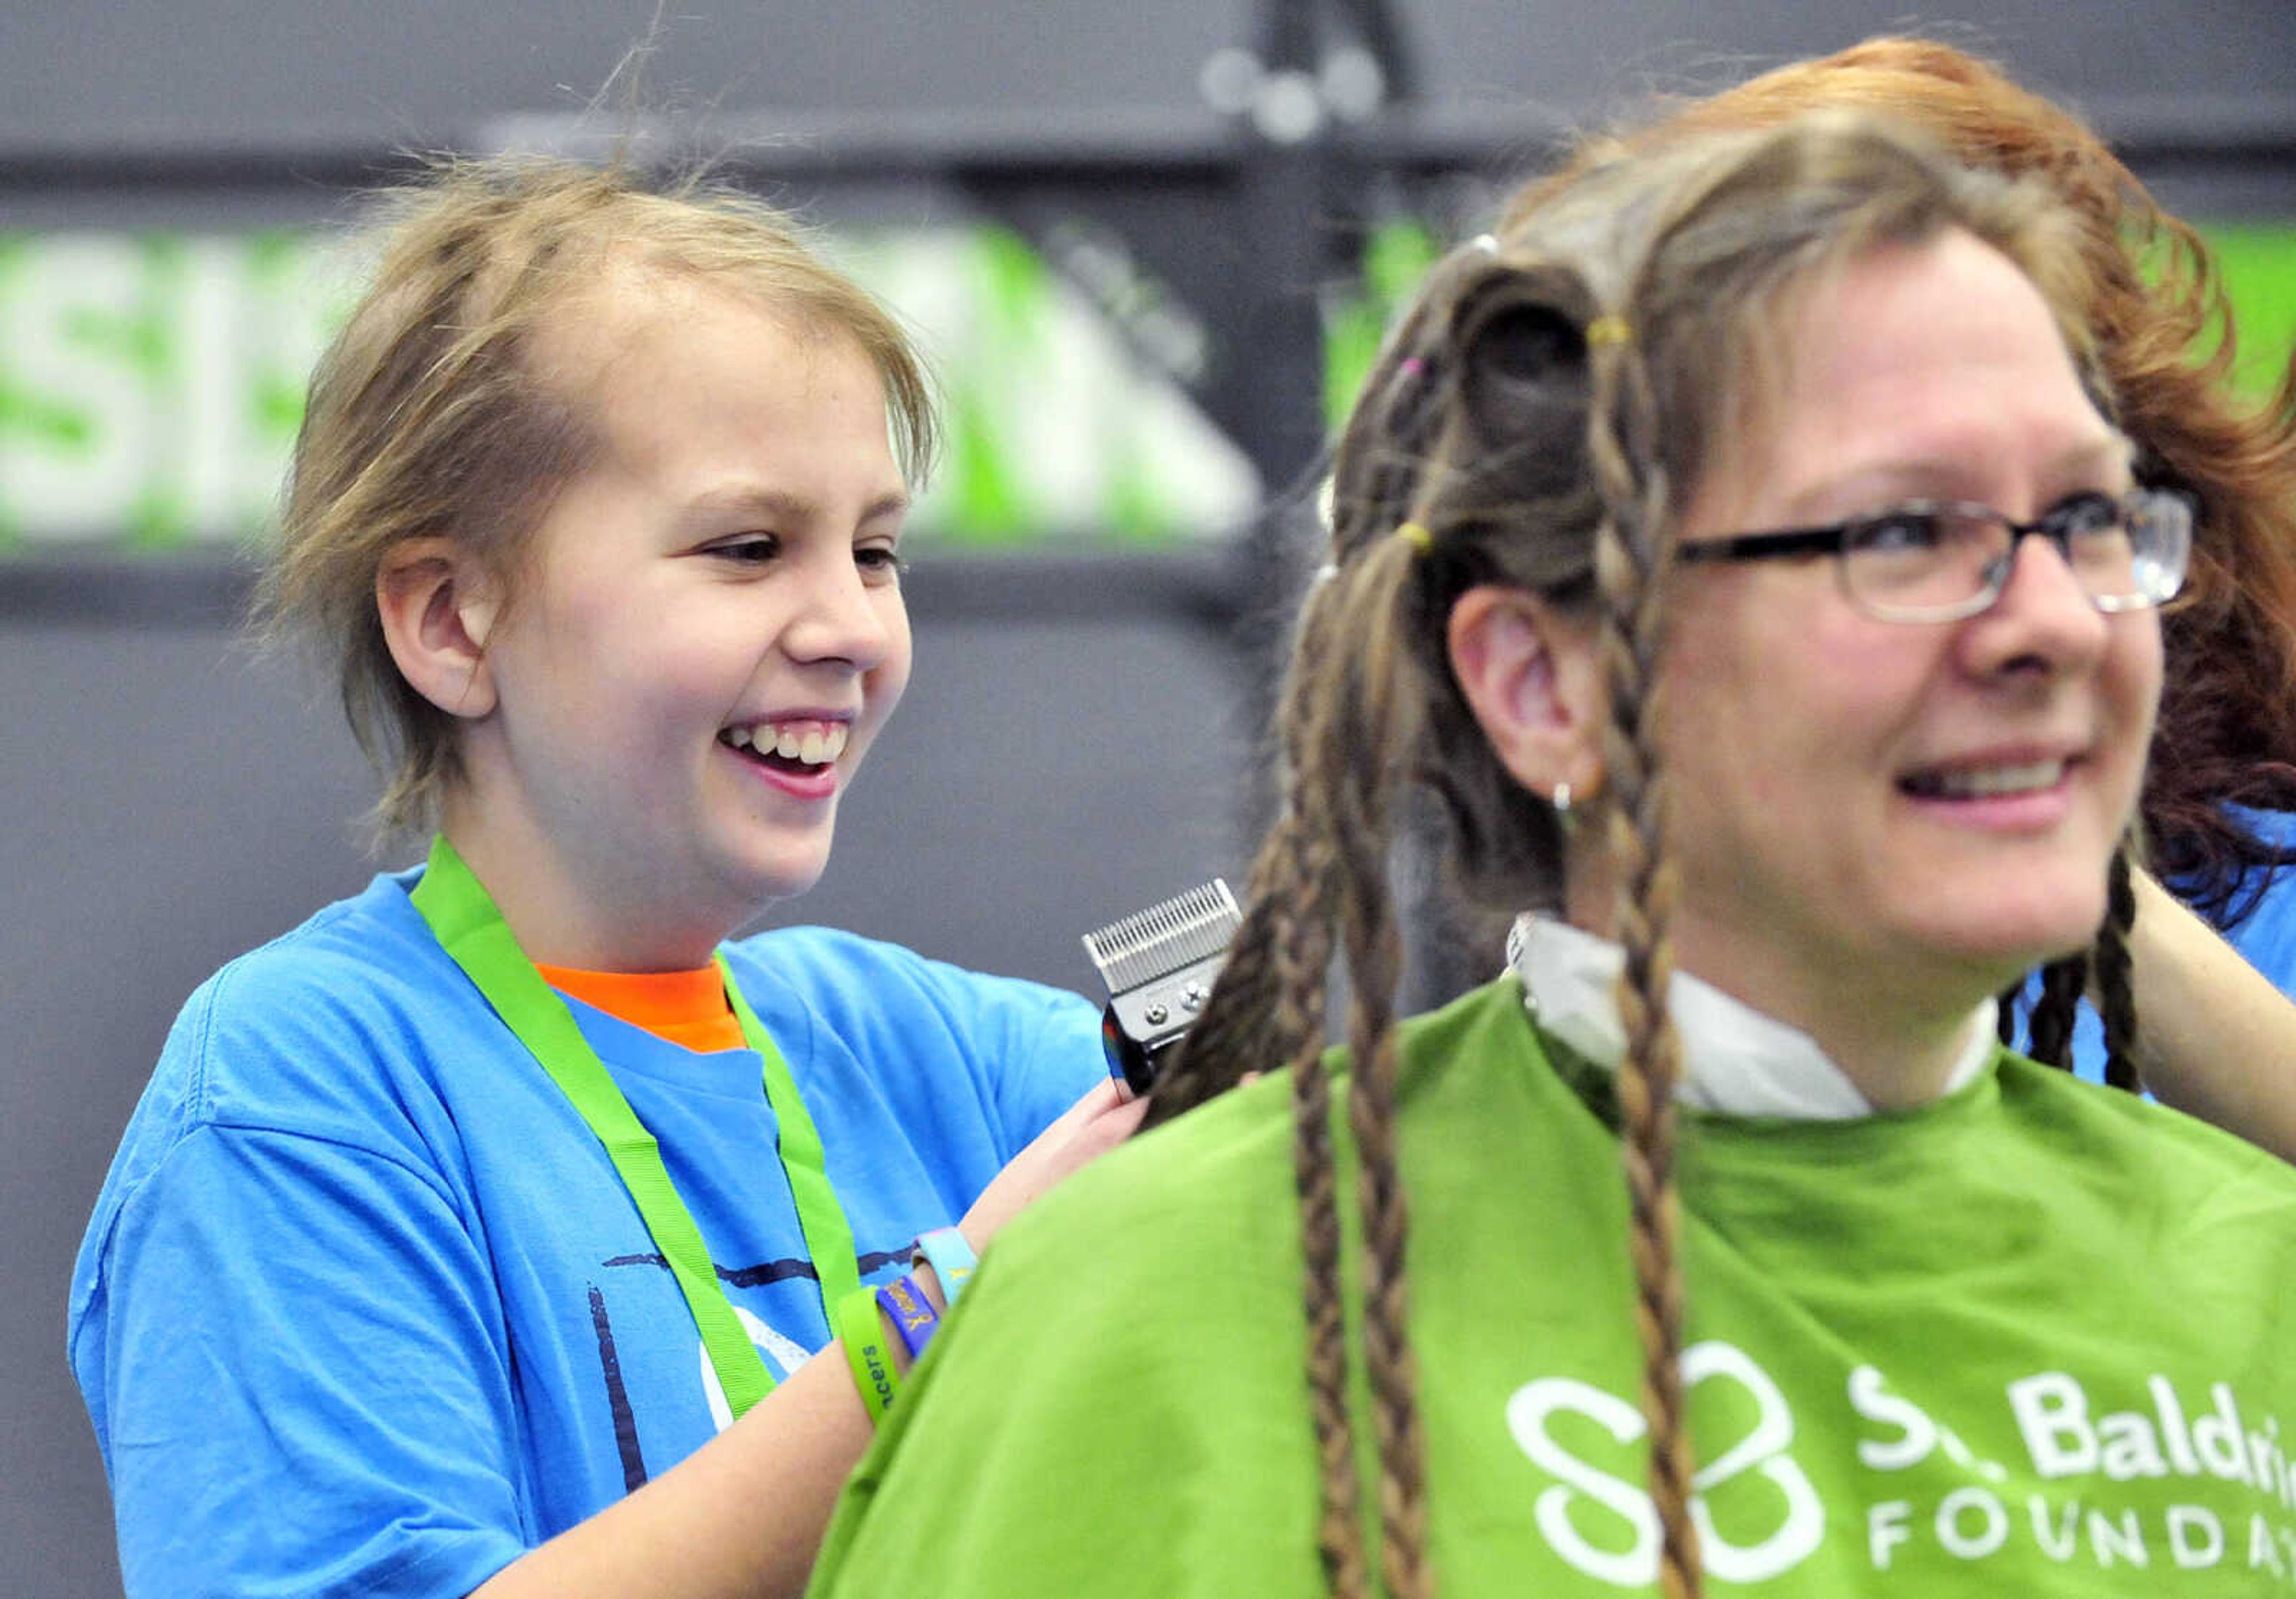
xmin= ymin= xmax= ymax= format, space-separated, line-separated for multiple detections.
xmin=1080 ymin=879 xmax=1240 ymax=1097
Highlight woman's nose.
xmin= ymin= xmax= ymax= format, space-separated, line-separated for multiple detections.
xmin=1961 ymin=530 xmax=2111 ymax=677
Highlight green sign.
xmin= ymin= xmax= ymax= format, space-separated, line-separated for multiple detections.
xmin=2199 ymin=225 xmax=2296 ymax=399
xmin=0 ymin=225 xmax=1261 ymax=554
xmin=1318 ymin=218 xmax=2296 ymax=432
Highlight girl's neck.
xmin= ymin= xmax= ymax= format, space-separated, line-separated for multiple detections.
xmin=436 ymin=800 xmax=736 ymax=974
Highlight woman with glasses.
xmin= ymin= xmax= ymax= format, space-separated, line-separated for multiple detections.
xmin=1525 ymin=36 xmax=2296 ymax=1126
xmin=805 ymin=110 xmax=2296 ymax=1599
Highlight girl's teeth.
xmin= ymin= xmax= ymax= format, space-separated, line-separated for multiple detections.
xmin=722 ymin=723 xmax=850 ymax=765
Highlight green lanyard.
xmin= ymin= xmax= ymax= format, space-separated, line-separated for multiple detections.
xmin=408 ymin=834 xmax=862 ymax=1420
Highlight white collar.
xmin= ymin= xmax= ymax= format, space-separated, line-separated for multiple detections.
xmin=1504 ymin=913 xmax=1995 ymax=1120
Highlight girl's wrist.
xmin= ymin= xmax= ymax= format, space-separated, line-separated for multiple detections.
xmin=908 ymin=1225 xmax=977 ymax=1314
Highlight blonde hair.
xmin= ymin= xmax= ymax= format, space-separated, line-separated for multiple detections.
xmin=258 ymin=156 xmax=937 ymax=836
xmin=1156 ymin=111 xmax=2122 ymax=1598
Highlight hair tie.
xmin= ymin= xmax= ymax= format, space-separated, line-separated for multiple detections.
xmin=1396 ymin=521 xmax=1433 ymax=556
xmin=1584 ymin=315 xmax=1632 ymax=349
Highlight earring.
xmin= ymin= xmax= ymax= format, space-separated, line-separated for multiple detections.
xmin=1552 ymin=782 xmax=1571 ymax=816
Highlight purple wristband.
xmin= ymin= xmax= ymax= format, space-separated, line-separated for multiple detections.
xmin=875 ymin=1274 xmax=942 ymax=1362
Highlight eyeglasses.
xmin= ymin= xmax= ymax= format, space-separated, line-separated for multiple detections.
xmin=1673 ymin=488 xmax=2193 ymax=623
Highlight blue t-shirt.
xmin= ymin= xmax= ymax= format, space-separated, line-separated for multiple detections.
xmin=69 ymin=868 xmax=1104 ymax=1598
xmin=2038 ymin=806 xmax=2296 ymax=1081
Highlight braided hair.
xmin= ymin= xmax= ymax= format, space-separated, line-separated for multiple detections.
xmin=2019 ymin=840 xmax=2145 ymax=1088
xmin=1165 ymin=111 xmax=2145 ymax=1598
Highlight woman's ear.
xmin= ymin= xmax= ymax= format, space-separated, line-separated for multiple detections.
xmin=375 ymin=539 xmax=502 ymax=721
xmin=1446 ymin=584 xmax=1605 ymax=802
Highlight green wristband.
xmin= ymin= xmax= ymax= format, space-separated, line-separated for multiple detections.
xmin=838 ymin=1284 xmax=900 ymax=1423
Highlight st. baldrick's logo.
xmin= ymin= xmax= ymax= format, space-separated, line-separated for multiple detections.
xmin=1508 ymin=1341 xmax=1826 ymax=1585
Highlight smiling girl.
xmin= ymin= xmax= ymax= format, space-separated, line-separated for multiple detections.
xmin=68 ymin=159 xmax=1138 ymax=1599
xmin=805 ymin=112 xmax=2296 ymax=1599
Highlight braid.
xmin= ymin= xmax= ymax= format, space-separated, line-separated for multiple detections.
xmin=1327 ymin=530 xmax=1433 ymax=1599
xmin=1169 ymin=315 xmax=1455 ymax=1585
xmin=1586 ymin=323 xmax=1703 ymax=1599
xmin=1286 ymin=847 xmax=1361 ymax=1597
xmin=2093 ymin=844 xmax=2142 ymax=1093
xmin=1993 ymin=981 xmax=2022 ymax=1046
xmin=1296 ymin=323 xmax=1465 ymax=1598
xmin=1265 ymin=770 xmax=1360 ymax=1595
xmin=1262 ymin=622 xmax=1360 ymax=1592
xmin=2025 ymin=954 xmax=2089 ymax=1070
xmin=1173 ymin=649 xmax=1361 ymax=1586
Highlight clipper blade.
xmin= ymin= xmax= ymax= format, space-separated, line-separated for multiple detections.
xmin=1082 ymin=879 xmax=1239 ymax=995
xmin=1081 ymin=878 xmax=1239 ymax=1096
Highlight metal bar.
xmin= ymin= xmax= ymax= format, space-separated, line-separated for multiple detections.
xmin=7 ymin=93 xmax=2293 ymax=193
xmin=0 ymin=548 xmax=1254 ymax=630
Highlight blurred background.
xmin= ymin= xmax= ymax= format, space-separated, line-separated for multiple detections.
xmin=5 ymin=2 xmax=2292 ymax=1592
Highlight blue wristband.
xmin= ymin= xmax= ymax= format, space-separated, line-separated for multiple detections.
xmin=912 ymin=1225 xmax=978 ymax=1306
xmin=875 ymin=1273 xmax=942 ymax=1363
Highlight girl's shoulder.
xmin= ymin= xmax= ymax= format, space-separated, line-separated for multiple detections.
xmin=81 ymin=871 xmax=490 ymax=1299
xmin=722 ymin=924 xmax=1083 ymax=1006
xmin=720 ymin=924 xmax=1097 ymax=1058
xmin=124 ymin=869 xmax=491 ymax=1160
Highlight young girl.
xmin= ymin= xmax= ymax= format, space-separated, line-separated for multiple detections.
xmin=68 ymin=159 xmax=1138 ymax=1599
xmin=805 ymin=113 xmax=2296 ymax=1597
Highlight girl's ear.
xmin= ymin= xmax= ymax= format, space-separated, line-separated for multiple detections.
xmin=376 ymin=539 xmax=502 ymax=721
xmin=1446 ymin=584 xmax=1605 ymax=803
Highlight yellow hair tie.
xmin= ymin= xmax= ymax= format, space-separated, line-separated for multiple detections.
xmin=1396 ymin=521 xmax=1433 ymax=556
xmin=1584 ymin=315 xmax=1632 ymax=349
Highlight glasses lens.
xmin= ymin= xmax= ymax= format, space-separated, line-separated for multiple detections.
xmin=1844 ymin=507 xmax=2001 ymax=617
xmin=2051 ymin=493 xmax=2143 ymax=602
xmin=2121 ymin=490 xmax=2193 ymax=608
xmin=1847 ymin=493 xmax=2193 ymax=620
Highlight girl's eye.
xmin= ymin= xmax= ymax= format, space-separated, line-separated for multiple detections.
xmin=856 ymin=544 xmax=907 ymax=578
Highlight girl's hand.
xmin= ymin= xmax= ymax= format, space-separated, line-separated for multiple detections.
xmin=955 ymin=1079 xmax=1148 ymax=1256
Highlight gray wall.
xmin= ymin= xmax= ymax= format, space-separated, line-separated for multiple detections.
xmin=7 ymin=1 xmax=2294 ymax=149
xmin=7 ymin=3 xmax=2296 ymax=1595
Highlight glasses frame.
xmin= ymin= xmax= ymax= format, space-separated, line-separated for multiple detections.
xmin=1673 ymin=487 xmax=2193 ymax=623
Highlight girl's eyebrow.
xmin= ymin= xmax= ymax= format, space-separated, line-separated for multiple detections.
xmin=684 ymin=484 xmax=912 ymax=525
